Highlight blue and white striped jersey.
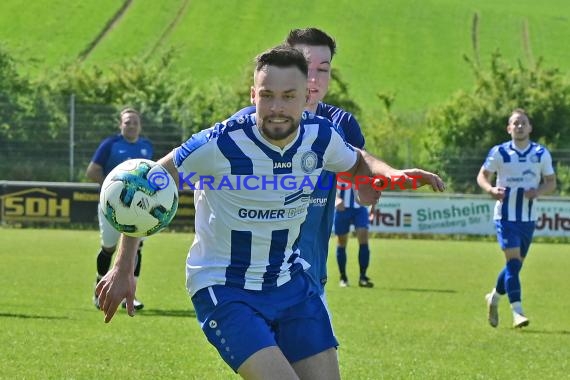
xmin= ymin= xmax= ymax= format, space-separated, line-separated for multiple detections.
xmin=483 ymin=141 xmax=555 ymax=222
xmin=173 ymin=112 xmax=357 ymax=296
xmin=230 ymin=103 xmax=365 ymax=293
xmin=337 ymin=187 xmax=364 ymax=209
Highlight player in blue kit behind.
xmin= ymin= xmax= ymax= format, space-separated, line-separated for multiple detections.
xmin=477 ymin=108 xmax=556 ymax=328
xmin=334 ymin=186 xmax=374 ymax=287
xmin=86 ymin=108 xmax=153 ymax=310
xmin=96 ymin=46 xmax=445 ymax=379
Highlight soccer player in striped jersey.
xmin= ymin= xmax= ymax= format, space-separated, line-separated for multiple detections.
xmin=231 ymin=28 xmax=367 ymax=297
xmin=334 ymin=186 xmax=374 ymax=287
xmin=96 ymin=46 xmax=445 ymax=379
xmin=477 ymin=108 xmax=556 ymax=328
xmin=86 ymin=108 xmax=152 ymax=310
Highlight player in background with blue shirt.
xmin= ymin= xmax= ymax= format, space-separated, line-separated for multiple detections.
xmin=477 ymin=108 xmax=556 ymax=328
xmin=334 ymin=186 xmax=374 ymax=287
xmin=232 ymin=28 xmax=367 ymax=296
xmin=86 ymin=108 xmax=153 ymax=310
xmin=96 ymin=46 xmax=445 ymax=379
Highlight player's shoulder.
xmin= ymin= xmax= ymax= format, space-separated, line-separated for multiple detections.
xmin=97 ymin=134 xmax=122 ymax=150
xmin=100 ymin=134 xmax=122 ymax=145
xmin=317 ymin=102 xmax=354 ymax=119
xmin=489 ymin=141 xmax=510 ymax=154
xmin=230 ymin=105 xmax=256 ymax=119
xmin=137 ymin=136 xmax=153 ymax=147
xmin=316 ymin=102 xmax=364 ymax=147
xmin=183 ymin=113 xmax=256 ymax=148
xmin=302 ymin=110 xmax=337 ymax=128
xmin=529 ymin=141 xmax=550 ymax=153
xmin=301 ymin=111 xmax=343 ymax=135
xmin=316 ymin=102 xmax=360 ymax=128
xmin=212 ymin=113 xmax=257 ymax=137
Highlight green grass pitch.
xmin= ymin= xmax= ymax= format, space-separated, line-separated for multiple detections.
xmin=1 ymin=228 xmax=568 ymax=379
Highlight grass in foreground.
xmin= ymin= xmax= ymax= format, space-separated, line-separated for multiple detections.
xmin=0 ymin=228 xmax=568 ymax=379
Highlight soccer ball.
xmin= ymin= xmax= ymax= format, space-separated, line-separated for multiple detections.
xmin=100 ymin=159 xmax=178 ymax=237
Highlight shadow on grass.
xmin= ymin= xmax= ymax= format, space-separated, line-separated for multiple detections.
xmin=136 ymin=309 xmax=196 ymax=318
xmin=519 ymin=329 xmax=570 ymax=335
xmin=385 ymin=287 xmax=457 ymax=294
xmin=0 ymin=312 xmax=70 ymax=320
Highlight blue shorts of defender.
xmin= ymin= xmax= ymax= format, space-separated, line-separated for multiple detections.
xmin=191 ymin=272 xmax=338 ymax=372
xmin=334 ymin=207 xmax=369 ymax=235
xmin=494 ymin=220 xmax=536 ymax=257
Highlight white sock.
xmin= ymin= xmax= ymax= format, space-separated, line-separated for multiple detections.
xmin=511 ymin=301 xmax=523 ymax=315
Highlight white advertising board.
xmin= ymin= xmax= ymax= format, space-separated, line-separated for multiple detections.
xmin=370 ymin=193 xmax=570 ymax=237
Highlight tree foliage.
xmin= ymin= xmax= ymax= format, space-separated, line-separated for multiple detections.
xmin=424 ymin=51 xmax=570 ymax=192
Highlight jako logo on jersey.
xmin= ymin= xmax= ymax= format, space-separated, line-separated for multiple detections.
xmin=274 ymin=162 xmax=292 ymax=169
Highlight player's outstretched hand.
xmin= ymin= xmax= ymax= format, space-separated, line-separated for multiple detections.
xmin=401 ymin=169 xmax=445 ymax=192
xmin=95 ymin=268 xmax=137 ymax=323
xmin=356 ymin=181 xmax=382 ymax=206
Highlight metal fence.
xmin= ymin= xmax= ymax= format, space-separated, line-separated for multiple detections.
xmin=0 ymin=97 xmax=185 ymax=182
xmin=1 ymin=96 xmax=569 ymax=190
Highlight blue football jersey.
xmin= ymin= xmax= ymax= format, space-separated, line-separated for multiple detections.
xmin=231 ymin=103 xmax=365 ymax=293
xmin=173 ymin=112 xmax=358 ymax=296
xmin=92 ymin=134 xmax=153 ymax=175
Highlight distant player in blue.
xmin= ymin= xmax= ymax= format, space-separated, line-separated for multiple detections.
xmin=334 ymin=187 xmax=374 ymax=287
xmin=96 ymin=46 xmax=445 ymax=378
xmin=86 ymin=108 xmax=153 ymax=311
xmin=231 ymin=28 xmax=366 ymax=297
xmin=477 ymin=108 xmax=556 ymax=328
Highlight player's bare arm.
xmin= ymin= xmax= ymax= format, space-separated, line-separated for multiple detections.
xmin=96 ymin=234 xmax=141 ymax=322
xmin=477 ymin=167 xmax=505 ymax=201
xmin=348 ymin=149 xmax=445 ymax=191
xmin=96 ymin=152 xmax=180 ymax=323
xmin=525 ymin=174 xmax=557 ymax=199
xmin=157 ymin=152 xmax=180 ymax=188
xmin=85 ymin=162 xmax=105 ymax=185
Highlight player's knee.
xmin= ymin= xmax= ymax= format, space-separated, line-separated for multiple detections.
xmin=355 ymin=228 xmax=368 ymax=242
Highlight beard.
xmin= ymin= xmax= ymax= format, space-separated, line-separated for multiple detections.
xmin=259 ymin=116 xmax=300 ymax=141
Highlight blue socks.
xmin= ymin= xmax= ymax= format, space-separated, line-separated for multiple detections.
xmin=495 ymin=268 xmax=507 ymax=295
xmin=504 ymin=259 xmax=522 ymax=303
xmin=358 ymin=244 xmax=370 ymax=278
xmin=336 ymin=246 xmax=347 ymax=278
xmin=338 ymin=244 xmax=371 ymax=279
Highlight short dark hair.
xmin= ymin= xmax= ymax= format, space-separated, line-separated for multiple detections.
xmin=285 ymin=28 xmax=337 ymax=60
xmin=255 ymin=45 xmax=308 ymax=77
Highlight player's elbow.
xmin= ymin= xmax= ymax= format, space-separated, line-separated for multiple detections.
xmin=476 ymin=169 xmax=490 ymax=190
xmin=86 ymin=163 xmax=102 ymax=183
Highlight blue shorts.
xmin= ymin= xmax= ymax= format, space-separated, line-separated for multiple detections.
xmin=191 ymin=272 xmax=338 ymax=372
xmin=334 ymin=207 xmax=369 ymax=235
xmin=494 ymin=220 xmax=536 ymax=257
